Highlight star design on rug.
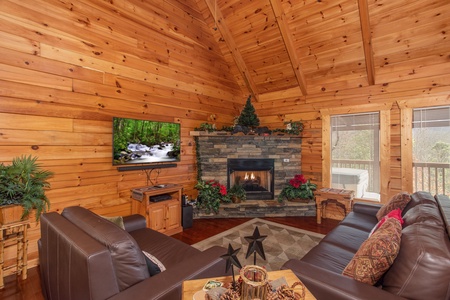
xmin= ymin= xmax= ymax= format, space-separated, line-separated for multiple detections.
xmin=221 ymin=243 xmax=242 ymax=272
xmin=245 ymin=226 xmax=267 ymax=261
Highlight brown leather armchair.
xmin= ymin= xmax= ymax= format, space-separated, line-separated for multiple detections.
xmin=39 ymin=206 xmax=229 ymax=300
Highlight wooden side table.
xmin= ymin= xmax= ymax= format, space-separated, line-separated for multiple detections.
xmin=0 ymin=220 xmax=29 ymax=289
xmin=316 ymin=188 xmax=355 ymax=224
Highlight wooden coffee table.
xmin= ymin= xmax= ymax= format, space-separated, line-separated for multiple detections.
xmin=182 ymin=269 xmax=316 ymax=299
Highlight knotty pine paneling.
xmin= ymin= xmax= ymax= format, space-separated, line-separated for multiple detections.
xmin=255 ymin=79 xmax=450 ymax=204
xmin=0 ymin=0 xmax=244 ymax=273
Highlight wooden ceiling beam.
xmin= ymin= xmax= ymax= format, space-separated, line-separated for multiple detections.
xmin=358 ymin=0 xmax=376 ymax=85
xmin=269 ymin=0 xmax=308 ymax=96
xmin=203 ymin=0 xmax=260 ymax=101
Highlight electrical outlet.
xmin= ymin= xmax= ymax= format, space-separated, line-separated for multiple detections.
xmin=283 ymin=158 xmax=290 ymax=162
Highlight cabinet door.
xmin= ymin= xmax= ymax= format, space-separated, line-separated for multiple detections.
xmin=148 ymin=203 xmax=166 ymax=232
xmin=165 ymin=200 xmax=181 ymax=230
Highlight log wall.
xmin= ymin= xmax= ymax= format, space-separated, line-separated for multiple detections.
xmin=0 ymin=0 xmax=244 ymax=271
xmin=254 ymin=79 xmax=450 ymax=201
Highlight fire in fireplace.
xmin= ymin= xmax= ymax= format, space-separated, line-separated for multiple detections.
xmin=227 ymin=158 xmax=274 ymax=200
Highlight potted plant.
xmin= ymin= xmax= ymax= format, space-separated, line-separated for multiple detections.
xmin=273 ymin=120 xmax=304 ymax=135
xmin=278 ymin=174 xmax=317 ymax=203
xmin=194 ymin=179 xmax=230 ymax=214
xmin=0 ymin=155 xmax=54 ymax=223
xmin=228 ymin=184 xmax=247 ymax=203
xmin=195 ymin=122 xmax=216 ymax=132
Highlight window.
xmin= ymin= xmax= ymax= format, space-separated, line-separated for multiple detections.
xmin=330 ymin=112 xmax=380 ymax=200
xmin=321 ymin=103 xmax=390 ymax=202
xmin=412 ymin=106 xmax=450 ymax=195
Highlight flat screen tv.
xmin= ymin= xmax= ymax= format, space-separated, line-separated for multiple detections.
xmin=113 ymin=117 xmax=181 ymax=166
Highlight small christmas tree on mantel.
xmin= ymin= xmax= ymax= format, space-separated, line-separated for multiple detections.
xmin=237 ymin=95 xmax=260 ymax=128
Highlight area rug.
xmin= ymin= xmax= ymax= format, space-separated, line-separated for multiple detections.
xmin=192 ymin=218 xmax=324 ymax=271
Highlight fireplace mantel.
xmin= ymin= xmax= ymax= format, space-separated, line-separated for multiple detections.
xmin=190 ymin=131 xmax=300 ymax=138
xmin=192 ymin=131 xmax=302 ymax=201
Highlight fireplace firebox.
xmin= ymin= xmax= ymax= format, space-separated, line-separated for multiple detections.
xmin=227 ymin=158 xmax=274 ymax=200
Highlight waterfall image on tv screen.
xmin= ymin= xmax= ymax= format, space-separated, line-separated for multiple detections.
xmin=113 ymin=117 xmax=181 ymax=166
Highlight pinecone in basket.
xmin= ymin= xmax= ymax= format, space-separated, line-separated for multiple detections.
xmin=266 ymin=282 xmax=304 ymax=300
xmin=219 ymin=288 xmax=240 ymax=300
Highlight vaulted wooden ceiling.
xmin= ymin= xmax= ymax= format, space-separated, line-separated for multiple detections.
xmin=189 ymin=0 xmax=449 ymax=102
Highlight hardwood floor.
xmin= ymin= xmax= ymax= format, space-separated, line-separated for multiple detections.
xmin=0 ymin=263 xmax=44 ymax=300
xmin=0 ymin=216 xmax=338 ymax=299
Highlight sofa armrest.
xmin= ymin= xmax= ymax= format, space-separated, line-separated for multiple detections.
xmin=107 ymin=246 xmax=230 ymax=300
xmin=123 ymin=214 xmax=147 ymax=232
xmin=435 ymin=194 xmax=450 ymax=238
xmin=352 ymin=202 xmax=382 ymax=217
xmin=285 ymin=261 xmax=407 ymax=300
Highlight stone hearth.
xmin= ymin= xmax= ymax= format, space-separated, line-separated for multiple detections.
xmin=193 ymin=200 xmax=316 ymax=218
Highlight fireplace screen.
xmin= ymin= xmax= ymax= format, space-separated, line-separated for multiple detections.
xmin=227 ymin=159 xmax=274 ymax=200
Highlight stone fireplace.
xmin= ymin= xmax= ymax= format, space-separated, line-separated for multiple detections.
xmin=192 ymin=133 xmax=303 ymax=194
xmin=227 ymin=158 xmax=274 ymax=200
xmin=191 ymin=132 xmax=316 ymax=218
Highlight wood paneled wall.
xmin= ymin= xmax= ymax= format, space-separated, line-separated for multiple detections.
xmin=254 ymin=77 xmax=450 ymax=200
xmin=0 ymin=0 xmax=244 ymax=270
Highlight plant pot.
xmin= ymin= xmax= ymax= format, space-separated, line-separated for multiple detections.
xmin=0 ymin=204 xmax=24 ymax=225
xmin=289 ymin=198 xmax=311 ymax=203
xmin=231 ymin=196 xmax=241 ymax=203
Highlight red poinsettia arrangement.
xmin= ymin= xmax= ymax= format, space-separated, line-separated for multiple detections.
xmin=278 ymin=174 xmax=317 ymax=202
xmin=195 ymin=179 xmax=231 ymax=213
xmin=210 ymin=180 xmax=228 ymax=196
xmin=289 ymin=174 xmax=308 ymax=188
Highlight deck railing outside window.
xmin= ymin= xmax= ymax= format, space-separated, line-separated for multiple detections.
xmin=413 ymin=162 xmax=450 ymax=195
xmin=412 ymin=106 xmax=450 ymax=196
xmin=333 ymin=160 xmax=450 ymax=196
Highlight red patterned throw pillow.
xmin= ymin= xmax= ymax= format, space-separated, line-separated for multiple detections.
xmin=370 ymin=208 xmax=403 ymax=237
xmin=343 ymin=217 xmax=402 ymax=285
xmin=376 ymin=192 xmax=411 ymax=221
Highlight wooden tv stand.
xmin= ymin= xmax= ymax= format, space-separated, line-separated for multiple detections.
xmin=131 ymin=184 xmax=183 ymax=236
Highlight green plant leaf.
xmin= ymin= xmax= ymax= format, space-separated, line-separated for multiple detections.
xmin=0 ymin=155 xmax=53 ymax=221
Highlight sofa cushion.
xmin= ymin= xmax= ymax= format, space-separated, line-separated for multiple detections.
xmin=343 ymin=218 xmax=402 ymax=285
xmin=376 ymin=192 xmax=411 ymax=221
xmin=435 ymin=194 xmax=450 ymax=239
xmin=101 ymin=215 xmax=125 ymax=230
xmin=403 ymin=191 xmax=437 ymax=214
xmin=339 ymin=210 xmax=379 ymax=233
xmin=62 ymin=206 xmax=149 ymax=291
xmin=321 ymin=225 xmax=370 ymax=253
xmin=370 ymin=209 xmax=403 ymax=237
xmin=382 ymin=223 xmax=450 ymax=300
xmin=142 ymin=250 xmax=166 ymax=276
xmin=300 ymin=241 xmax=356 ymax=274
xmin=402 ymin=203 xmax=444 ymax=228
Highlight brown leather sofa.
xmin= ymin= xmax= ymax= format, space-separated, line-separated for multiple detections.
xmin=282 ymin=191 xmax=450 ymax=300
xmin=38 ymin=206 xmax=230 ymax=300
